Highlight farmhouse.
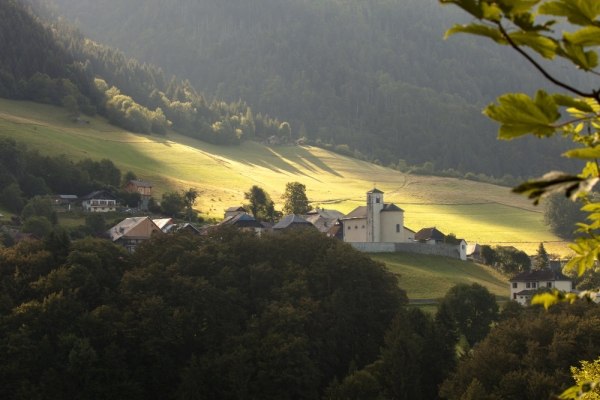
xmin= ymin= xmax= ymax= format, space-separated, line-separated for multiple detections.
xmin=123 ymin=180 xmax=153 ymax=198
xmin=80 ymin=190 xmax=118 ymax=212
xmin=107 ymin=216 xmax=162 ymax=252
xmin=414 ymin=227 xmax=446 ymax=244
xmin=509 ymin=269 xmax=573 ymax=305
xmin=201 ymin=212 xmax=264 ymax=236
xmin=224 ymin=206 xmax=247 ymax=219
xmin=302 ymin=208 xmax=345 ymax=239
xmin=342 ymin=188 xmax=413 ymax=243
xmin=273 ymin=215 xmax=315 ymax=231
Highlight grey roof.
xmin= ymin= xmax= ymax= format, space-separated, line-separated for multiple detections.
xmin=414 ymin=227 xmax=446 ymax=241
xmin=225 ymin=206 xmax=246 ymax=212
xmin=304 ymin=208 xmax=345 ymax=219
xmin=273 ymin=215 xmax=313 ymax=229
xmin=514 ymin=290 xmax=536 ymax=296
xmin=343 ymin=206 xmax=367 ymax=220
xmin=126 ymin=180 xmax=153 ymax=187
xmin=219 ymin=212 xmax=263 ymax=228
xmin=367 ymin=188 xmax=384 ymax=194
xmin=342 ymin=203 xmax=403 ymax=220
xmin=107 ymin=217 xmax=150 ymax=241
xmin=81 ymin=190 xmax=118 ymax=201
xmin=162 ymin=223 xmax=200 ymax=234
xmin=231 ymin=213 xmax=264 ymax=228
xmin=381 ymin=203 xmax=404 ymax=212
xmin=51 ymin=194 xmax=78 ymax=199
xmin=510 ymin=269 xmax=571 ymax=282
xmin=303 ymin=214 xmax=341 ymax=233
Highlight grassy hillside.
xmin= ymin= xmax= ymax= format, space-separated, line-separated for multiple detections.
xmin=371 ymin=253 xmax=509 ymax=300
xmin=0 ymin=98 xmax=572 ymax=255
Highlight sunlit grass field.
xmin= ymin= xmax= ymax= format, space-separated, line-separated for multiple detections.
xmin=371 ymin=253 xmax=509 ymax=300
xmin=0 ymin=98 xmax=573 ymax=255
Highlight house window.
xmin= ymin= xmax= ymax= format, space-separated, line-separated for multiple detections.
xmin=347 ymin=226 xmax=351 ymax=230
xmin=396 ymin=224 xmax=400 ymax=233
xmin=526 ymin=283 xmax=531 ymax=288
xmin=547 ymin=282 xmax=552 ymax=288
xmin=362 ymin=225 xmax=365 ymax=229
xmin=513 ymin=293 xmax=516 ymax=299
xmin=355 ymin=226 xmax=358 ymax=229
xmin=512 ymin=283 xmax=517 ymax=288
xmin=532 ymin=282 xmax=537 ymax=289
xmin=376 ymin=196 xmax=380 ymax=203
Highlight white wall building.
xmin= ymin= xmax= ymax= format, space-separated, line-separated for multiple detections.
xmin=509 ymin=269 xmax=573 ymax=305
xmin=342 ymin=188 xmax=413 ymax=243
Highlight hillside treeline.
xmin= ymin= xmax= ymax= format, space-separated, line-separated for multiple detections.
xmin=40 ymin=0 xmax=585 ymax=178
xmin=0 ymin=138 xmax=140 ymax=214
xmin=0 ymin=0 xmax=285 ymax=145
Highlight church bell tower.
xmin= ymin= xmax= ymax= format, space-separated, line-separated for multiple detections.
xmin=366 ymin=188 xmax=384 ymax=242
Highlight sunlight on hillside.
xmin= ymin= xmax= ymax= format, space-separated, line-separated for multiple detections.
xmin=0 ymin=99 xmax=572 ymax=255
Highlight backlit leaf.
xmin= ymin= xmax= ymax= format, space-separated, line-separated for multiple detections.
xmin=564 ymin=26 xmax=600 ymax=46
xmin=485 ymin=91 xmax=560 ymax=139
xmin=539 ymin=0 xmax=600 ymax=27
xmin=564 ymin=146 xmax=600 ymax=159
xmin=509 ymin=31 xmax=558 ymax=58
xmin=444 ymin=23 xmax=504 ymax=41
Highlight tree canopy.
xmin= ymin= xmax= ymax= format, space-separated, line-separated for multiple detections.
xmin=282 ymin=182 xmax=311 ymax=216
xmin=0 ymin=228 xmax=408 ymax=399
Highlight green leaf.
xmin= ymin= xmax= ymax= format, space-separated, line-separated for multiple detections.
xmin=508 ymin=31 xmax=558 ymax=58
xmin=485 ymin=91 xmax=560 ymax=139
xmin=500 ymin=0 xmax=542 ymax=14
xmin=564 ymin=26 xmax=600 ymax=46
xmin=565 ymin=146 xmax=600 ymax=159
xmin=539 ymin=0 xmax=600 ymax=27
xmin=444 ymin=23 xmax=504 ymax=41
xmin=560 ymin=41 xmax=599 ymax=70
xmin=553 ymin=94 xmax=595 ymax=112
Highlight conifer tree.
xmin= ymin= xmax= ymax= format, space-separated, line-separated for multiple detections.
xmin=535 ymin=242 xmax=549 ymax=270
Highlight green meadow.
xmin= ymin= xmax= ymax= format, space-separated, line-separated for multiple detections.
xmin=0 ymin=98 xmax=571 ymax=255
xmin=371 ymin=253 xmax=509 ymax=300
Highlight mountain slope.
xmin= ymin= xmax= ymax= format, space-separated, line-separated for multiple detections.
xmin=38 ymin=0 xmax=587 ymax=178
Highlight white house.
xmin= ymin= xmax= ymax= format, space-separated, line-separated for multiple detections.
xmin=509 ymin=269 xmax=573 ymax=305
xmin=342 ymin=188 xmax=413 ymax=243
xmin=80 ymin=190 xmax=118 ymax=212
xmin=107 ymin=216 xmax=162 ymax=252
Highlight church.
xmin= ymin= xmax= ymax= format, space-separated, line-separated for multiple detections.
xmin=342 ymin=188 xmax=414 ymax=243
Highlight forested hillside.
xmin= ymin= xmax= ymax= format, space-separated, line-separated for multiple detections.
xmin=34 ymin=0 xmax=587 ymax=178
xmin=0 ymin=0 xmax=284 ymax=146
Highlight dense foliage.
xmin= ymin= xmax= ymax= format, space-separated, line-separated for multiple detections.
xmin=0 ymin=228 xmax=408 ymax=399
xmin=440 ymin=301 xmax=600 ymax=399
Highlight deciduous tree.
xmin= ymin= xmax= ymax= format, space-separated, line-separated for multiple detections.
xmin=282 ymin=181 xmax=311 ymax=216
xmin=439 ymin=283 xmax=498 ymax=347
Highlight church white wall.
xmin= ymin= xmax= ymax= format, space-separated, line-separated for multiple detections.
xmin=343 ymin=218 xmax=367 ymax=242
xmin=380 ymin=212 xmax=405 ymax=243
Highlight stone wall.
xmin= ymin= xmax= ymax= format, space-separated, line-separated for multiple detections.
xmin=350 ymin=242 xmax=461 ymax=259
xmin=350 ymin=242 xmax=396 ymax=253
